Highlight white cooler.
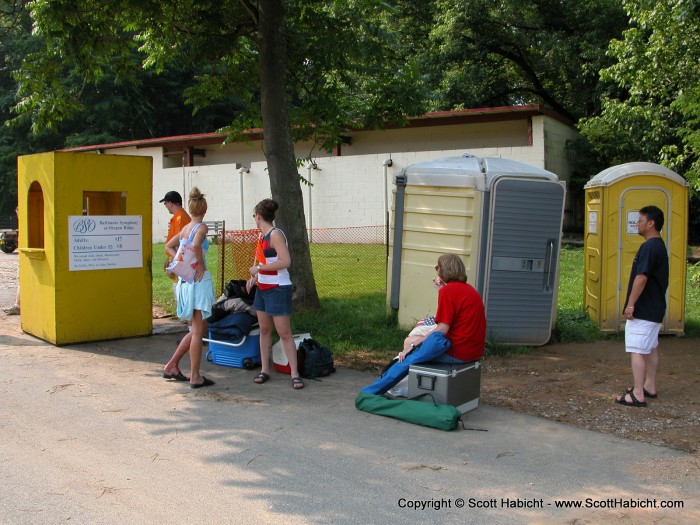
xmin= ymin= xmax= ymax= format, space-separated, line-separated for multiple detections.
xmin=272 ymin=333 xmax=310 ymax=374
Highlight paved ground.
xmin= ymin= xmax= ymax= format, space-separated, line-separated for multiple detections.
xmin=1 ymin=252 xmax=699 ymax=524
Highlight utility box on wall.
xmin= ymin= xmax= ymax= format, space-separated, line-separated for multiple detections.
xmin=387 ymin=154 xmax=566 ymax=346
xmin=583 ymin=162 xmax=688 ymax=334
xmin=17 ymin=151 xmax=153 ymax=345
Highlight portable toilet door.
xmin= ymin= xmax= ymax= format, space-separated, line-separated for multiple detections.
xmin=481 ymin=176 xmax=566 ymax=345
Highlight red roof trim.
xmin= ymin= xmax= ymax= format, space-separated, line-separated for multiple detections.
xmin=60 ymin=105 xmax=571 ymax=152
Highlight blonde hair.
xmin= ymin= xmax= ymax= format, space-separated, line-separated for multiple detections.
xmin=188 ymin=187 xmax=208 ymax=217
xmin=437 ymin=254 xmax=467 ymax=283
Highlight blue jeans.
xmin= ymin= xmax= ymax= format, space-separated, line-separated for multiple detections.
xmin=360 ymin=331 xmax=452 ymax=395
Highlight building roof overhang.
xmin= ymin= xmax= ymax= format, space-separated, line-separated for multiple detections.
xmin=61 ymin=104 xmax=572 ymax=153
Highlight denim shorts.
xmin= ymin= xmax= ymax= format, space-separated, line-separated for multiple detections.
xmin=253 ymin=285 xmax=293 ymax=316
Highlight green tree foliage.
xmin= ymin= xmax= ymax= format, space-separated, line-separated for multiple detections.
xmin=409 ymin=0 xmax=627 ymax=121
xmin=579 ymin=0 xmax=700 ymax=190
xmin=578 ymin=1 xmax=700 ymax=241
xmin=0 ymin=1 xmax=242 ymax=215
xmin=0 ymin=1 xmax=64 ymax=213
xmin=11 ymin=0 xmax=426 ymax=308
xmin=9 ymin=3 xmax=242 ymax=142
xmin=14 ymin=0 xmax=425 ymax=153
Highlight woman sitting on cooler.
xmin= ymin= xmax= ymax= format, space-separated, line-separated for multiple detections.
xmin=361 ymin=254 xmax=486 ymax=395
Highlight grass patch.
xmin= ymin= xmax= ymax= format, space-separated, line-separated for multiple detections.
xmin=550 ymin=245 xmax=603 ymax=344
xmin=485 ymin=341 xmax=533 ymax=358
xmin=685 ymin=261 xmax=700 ymax=337
xmin=309 ymin=243 xmax=387 ymax=298
xmin=152 ymin=242 xmax=699 ymax=365
xmin=292 ymin=294 xmax=405 ymax=368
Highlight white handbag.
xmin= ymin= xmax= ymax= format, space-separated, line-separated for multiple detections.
xmin=166 ymin=223 xmax=202 ymax=283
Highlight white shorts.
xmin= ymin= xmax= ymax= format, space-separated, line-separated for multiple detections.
xmin=625 ymin=318 xmax=661 ymax=355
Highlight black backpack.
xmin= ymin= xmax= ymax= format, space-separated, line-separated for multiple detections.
xmin=224 ymin=279 xmax=256 ymax=304
xmin=299 ymin=338 xmax=336 ymax=379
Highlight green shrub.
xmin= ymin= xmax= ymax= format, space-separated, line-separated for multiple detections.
xmin=685 ymin=262 xmax=700 ymax=337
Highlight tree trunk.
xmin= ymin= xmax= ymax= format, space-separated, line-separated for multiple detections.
xmin=257 ymin=0 xmax=320 ymax=310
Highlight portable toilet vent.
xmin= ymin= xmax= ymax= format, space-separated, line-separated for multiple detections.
xmin=388 ymin=153 xmax=566 ymax=346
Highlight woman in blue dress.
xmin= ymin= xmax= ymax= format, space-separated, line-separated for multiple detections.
xmin=163 ymin=187 xmax=216 ymax=388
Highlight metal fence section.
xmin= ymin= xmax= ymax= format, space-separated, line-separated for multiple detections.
xmin=217 ymin=225 xmax=387 ymax=298
xmin=204 ymin=220 xmax=225 ymax=239
xmin=216 ymin=229 xmax=260 ymax=295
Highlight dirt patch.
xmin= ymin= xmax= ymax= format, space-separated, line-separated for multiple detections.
xmin=336 ymin=350 xmax=393 ymax=372
xmin=480 ymin=337 xmax=700 ymax=454
xmin=336 ymin=337 xmax=700 ymax=453
xmin=152 ymin=304 xmax=173 ymax=319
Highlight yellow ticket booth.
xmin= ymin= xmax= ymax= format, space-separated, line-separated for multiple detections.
xmin=583 ymin=162 xmax=688 ymax=334
xmin=17 ymin=151 xmax=153 ymax=345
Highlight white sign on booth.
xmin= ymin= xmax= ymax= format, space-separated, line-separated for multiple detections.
xmin=69 ymin=216 xmax=143 ymax=271
xmin=588 ymin=211 xmax=598 ymax=234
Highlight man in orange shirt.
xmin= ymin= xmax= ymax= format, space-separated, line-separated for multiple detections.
xmin=160 ymin=191 xmax=191 ymax=296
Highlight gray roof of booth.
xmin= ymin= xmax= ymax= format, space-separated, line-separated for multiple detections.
xmin=400 ymin=153 xmax=559 ymax=191
xmin=585 ymin=162 xmax=687 ymax=188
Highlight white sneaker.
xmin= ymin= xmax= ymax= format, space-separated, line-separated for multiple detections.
xmin=3 ymin=305 xmax=20 ymax=315
xmin=387 ymin=376 xmax=409 ymax=398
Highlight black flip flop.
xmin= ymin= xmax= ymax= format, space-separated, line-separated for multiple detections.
xmin=163 ymin=371 xmax=190 ymax=382
xmin=616 ymin=391 xmax=647 ymax=407
xmin=191 ymin=377 xmax=215 ymax=389
xmin=253 ymin=372 xmax=271 ymax=384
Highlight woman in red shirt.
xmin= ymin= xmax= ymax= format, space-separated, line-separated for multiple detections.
xmin=399 ymin=254 xmax=486 ymax=364
xmin=361 ymin=254 xmax=486 ymax=395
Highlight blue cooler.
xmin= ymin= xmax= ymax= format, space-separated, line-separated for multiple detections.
xmin=205 ymin=328 xmax=261 ymax=369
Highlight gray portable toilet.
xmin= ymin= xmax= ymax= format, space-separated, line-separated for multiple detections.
xmin=388 ymin=154 xmax=566 ymax=345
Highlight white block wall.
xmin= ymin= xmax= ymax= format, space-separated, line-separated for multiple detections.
xmin=99 ymin=115 xmax=578 ymax=242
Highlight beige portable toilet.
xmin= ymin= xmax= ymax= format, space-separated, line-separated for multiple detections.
xmin=388 ymin=154 xmax=566 ymax=346
xmin=17 ymin=151 xmax=153 ymax=345
xmin=583 ymin=162 xmax=688 ymax=334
